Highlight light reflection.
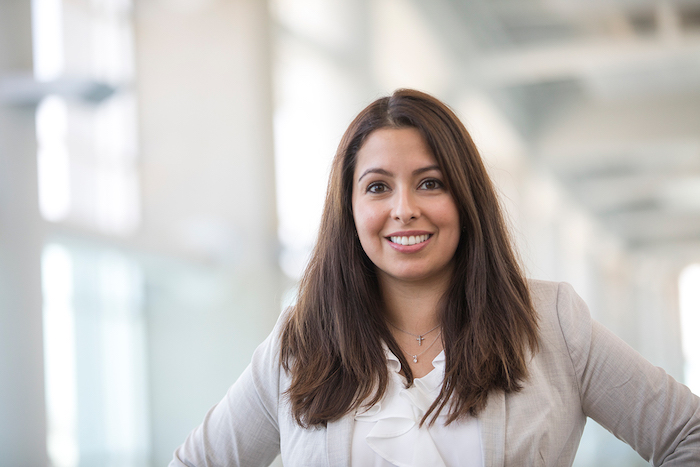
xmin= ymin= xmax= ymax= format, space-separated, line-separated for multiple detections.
xmin=42 ymin=244 xmax=79 ymax=467
xmin=680 ymin=263 xmax=700 ymax=394
xmin=31 ymin=0 xmax=65 ymax=81
xmin=94 ymin=94 xmax=140 ymax=235
xmin=41 ymin=244 xmax=149 ymax=466
xmin=36 ymin=96 xmax=71 ymax=222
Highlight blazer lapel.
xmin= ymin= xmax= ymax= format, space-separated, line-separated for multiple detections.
xmin=480 ymin=390 xmax=506 ymax=467
xmin=326 ymin=414 xmax=354 ymax=466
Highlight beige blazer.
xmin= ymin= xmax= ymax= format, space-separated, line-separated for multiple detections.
xmin=170 ymin=280 xmax=700 ymax=466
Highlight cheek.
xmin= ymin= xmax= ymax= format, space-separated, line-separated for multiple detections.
xmin=437 ymin=201 xmax=461 ymax=238
xmin=353 ymin=202 xmax=385 ymax=242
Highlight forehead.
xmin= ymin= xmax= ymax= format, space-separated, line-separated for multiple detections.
xmin=354 ymin=127 xmax=437 ymax=174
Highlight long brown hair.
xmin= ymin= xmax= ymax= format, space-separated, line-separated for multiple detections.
xmin=280 ymin=89 xmax=538 ymax=427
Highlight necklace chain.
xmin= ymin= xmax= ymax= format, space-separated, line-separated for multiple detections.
xmin=387 ymin=321 xmax=440 ymax=346
xmin=396 ymin=331 xmax=442 ymax=364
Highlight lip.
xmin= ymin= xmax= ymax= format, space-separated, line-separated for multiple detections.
xmin=385 ymin=230 xmax=433 ymax=253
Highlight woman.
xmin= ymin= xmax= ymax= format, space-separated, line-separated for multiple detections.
xmin=171 ymin=89 xmax=700 ymax=466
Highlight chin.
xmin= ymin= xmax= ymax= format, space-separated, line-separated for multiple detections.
xmin=381 ymin=269 xmax=444 ymax=284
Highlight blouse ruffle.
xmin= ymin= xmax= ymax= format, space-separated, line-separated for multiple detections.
xmin=354 ymin=345 xmax=449 ymax=467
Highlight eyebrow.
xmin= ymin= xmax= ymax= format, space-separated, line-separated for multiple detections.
xmin=357 ymin=165 xmax=441 ymax=182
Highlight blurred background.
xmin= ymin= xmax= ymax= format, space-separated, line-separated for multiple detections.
xmin=1 ymin=0 xmax=699 ymax=465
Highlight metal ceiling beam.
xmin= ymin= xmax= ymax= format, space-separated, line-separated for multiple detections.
xmin=474 ymin=34 xmax=700 ymax=88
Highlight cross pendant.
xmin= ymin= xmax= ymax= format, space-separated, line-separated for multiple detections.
xmin=416 ymin=335 xmax=424 ymax=346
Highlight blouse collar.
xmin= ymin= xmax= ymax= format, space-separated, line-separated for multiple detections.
xmin=354 ymin=343 xmax=449 ymax=467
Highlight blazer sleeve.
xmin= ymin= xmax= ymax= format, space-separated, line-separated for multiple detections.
xmin=169 ymin=319 xmax=284 ymax=467
xmin=556 ymin=282 xmax=700 ymax=466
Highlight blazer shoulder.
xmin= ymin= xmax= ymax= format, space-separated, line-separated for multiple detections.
xmin=526 ymin=280 xmax=590 ymax=351
xmin=527 ymin=279 xmax=561 ymax=314
xmin=526 ymin=279 xmax=580 ymax=309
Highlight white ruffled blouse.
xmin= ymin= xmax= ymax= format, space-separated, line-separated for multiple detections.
xmin=352 ymin=345 xmax=483 ymax=467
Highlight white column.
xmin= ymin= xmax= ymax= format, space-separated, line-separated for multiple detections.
xmin=134 ymin=1 xmax=282 ymax=464
xmin=0 ymin=1 xmax=49 ymax=465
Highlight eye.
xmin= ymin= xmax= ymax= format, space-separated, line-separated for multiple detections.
xmin=366 ymin=182 xmax=390 ymax=194
xmin=418 ymin=178 xmax=444 ymax=190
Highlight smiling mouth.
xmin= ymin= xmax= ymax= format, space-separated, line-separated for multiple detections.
xmin=388 ymin=234 xmax=432 ymax=246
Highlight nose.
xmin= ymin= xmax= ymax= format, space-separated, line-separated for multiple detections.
xmin=393 ymin=188 xmax=419 ymax=223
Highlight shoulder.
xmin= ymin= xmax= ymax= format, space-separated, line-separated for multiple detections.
xmin=527 ymin=279 xmax=580 ymax=309
xmin=527 ymin=279 xmax=590 ymax=334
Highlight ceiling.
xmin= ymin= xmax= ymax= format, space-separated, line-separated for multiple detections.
xmin=417 ymin=0 xmax=700 ymax=249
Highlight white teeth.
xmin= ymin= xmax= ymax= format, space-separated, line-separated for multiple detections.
xmin=390 ymin=234 xmax=430 ymax=246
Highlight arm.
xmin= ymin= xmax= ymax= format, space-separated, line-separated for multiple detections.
xmin=556 ymin=282 xmax=700 ymax=466
xmin=169 ymin=323 xmax=283 ymax=467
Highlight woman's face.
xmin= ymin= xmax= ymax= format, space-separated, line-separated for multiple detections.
xmin=351 ymin=127 xmax=461 ymax=288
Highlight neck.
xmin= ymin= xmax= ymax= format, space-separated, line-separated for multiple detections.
xmin=379 ymin=272 xmax=451 ymax=332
